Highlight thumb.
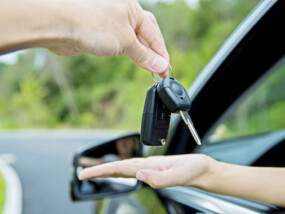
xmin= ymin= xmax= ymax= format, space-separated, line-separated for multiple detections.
xmin=136 ymin=169 xmax=174 ymax=189
xmin=124 ymin=38 xmax=169 ymax=78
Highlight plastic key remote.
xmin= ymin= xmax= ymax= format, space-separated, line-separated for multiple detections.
xmin=140 ymin=84 xmax=171 ymax=146
xmin=157 ymin=77 xmax=202 ymax=145
xmin=157 ymin=77 xmax=191 ymax=113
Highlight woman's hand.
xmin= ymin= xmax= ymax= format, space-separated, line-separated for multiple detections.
xmin=78 ymin=153 xmax=285 ymax=207
xmin=78 ymin=154 xmax=212 ymax=189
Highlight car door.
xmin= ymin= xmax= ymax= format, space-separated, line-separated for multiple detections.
xmin=145 ymin=0 xmax=285 ymax=213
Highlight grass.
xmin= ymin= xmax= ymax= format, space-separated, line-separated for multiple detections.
xmin=0 ymin=173 xmax=5 ymax=213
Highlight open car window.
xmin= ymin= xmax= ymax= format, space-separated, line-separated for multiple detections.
xmin=208 ymin=56 xmax=285 ymax=144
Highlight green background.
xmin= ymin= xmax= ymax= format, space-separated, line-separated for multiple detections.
xmin=0 ymin=0 xmax=259 ymax=130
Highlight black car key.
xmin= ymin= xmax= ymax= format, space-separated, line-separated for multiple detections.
xmin=157 ymin=77 xmax=202 ymax=145
xmin=140 ymin=84 xmax=171 ymax=146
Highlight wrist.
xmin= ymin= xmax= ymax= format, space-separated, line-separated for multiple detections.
xmin=190 ymin=154 xmax=220 ymax=190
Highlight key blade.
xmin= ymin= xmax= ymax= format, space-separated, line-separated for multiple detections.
xmin=179 ymin=110 xmax=202 ymax=145
xmin=186 ymin=117 xmax=202 ymax=145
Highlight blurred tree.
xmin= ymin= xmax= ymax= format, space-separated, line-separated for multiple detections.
xmin=0 ymin=0 xmax=260 ymax=130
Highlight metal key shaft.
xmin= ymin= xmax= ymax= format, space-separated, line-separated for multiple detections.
xmin=179 ymin=110 xmax=202 ymax=145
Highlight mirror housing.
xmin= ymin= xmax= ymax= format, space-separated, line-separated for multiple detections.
xmin=70 ymin=132 xmax=142 ymax=201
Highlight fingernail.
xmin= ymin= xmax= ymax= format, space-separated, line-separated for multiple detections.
xmin=151 ymin=56 xmax=168 ymax=73
xmin=137 ymin=171 xmax=147 ymax=181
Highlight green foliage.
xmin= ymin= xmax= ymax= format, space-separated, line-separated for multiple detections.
xmin=210 ymin=63 xmax=285 ymax=142
xmin=0 ymin=173 xmax=5 ymax=213
xmin=0 ymin=51 xmax=56 ymax=128
xmin=0 ymin=0 xmax=259 ymax=129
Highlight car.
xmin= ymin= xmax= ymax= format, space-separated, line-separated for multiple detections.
xmin=71 ymin=0 xmax=285 ymax=213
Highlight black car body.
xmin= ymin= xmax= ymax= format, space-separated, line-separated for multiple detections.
xmin=72 ymin=0 xmax=285 ymax=213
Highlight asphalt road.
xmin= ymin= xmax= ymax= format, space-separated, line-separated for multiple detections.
xmin=0 ymin=130 xmax=123 ymax=214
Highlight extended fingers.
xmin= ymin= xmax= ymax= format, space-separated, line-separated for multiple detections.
xmin=78 ymin=155 xmax=181 ymax=189
xmin=78 ymin=158 xmax=144 ymax=180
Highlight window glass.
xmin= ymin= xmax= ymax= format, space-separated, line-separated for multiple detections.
xmin=208 ymin=58 xmax=285 ymax=143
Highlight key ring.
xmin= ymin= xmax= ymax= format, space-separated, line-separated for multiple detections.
xmin=152 ymin=63 xmax=174 ymax=83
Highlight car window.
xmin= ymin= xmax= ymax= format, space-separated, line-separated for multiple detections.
xmin=208 ymin=57 xmax=285 ymax=143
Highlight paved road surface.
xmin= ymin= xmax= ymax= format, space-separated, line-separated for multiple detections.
xmin=0 ymin=130 xmax=124 ymax=214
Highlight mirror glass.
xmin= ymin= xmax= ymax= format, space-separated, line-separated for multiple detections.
xmin=73 ymin=134 xmax=141 ymax=199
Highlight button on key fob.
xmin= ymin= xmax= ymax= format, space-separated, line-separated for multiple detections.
xmin=157 ymin=77 xmax=202 ymax=145
xmin=157 ymin=77 xmax=191 ymax=112
xmin=140 ymin=84 xmax=171 ymax=146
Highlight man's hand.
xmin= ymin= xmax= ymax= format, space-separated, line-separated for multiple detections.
xmin=78 ymin=154 xmax=211 ymax=189
xmin=0 ymin=0 xmax=169 ymax=77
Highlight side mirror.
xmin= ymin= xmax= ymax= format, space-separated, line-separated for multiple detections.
xmin=71 ymin=132 xmax=142 ymax=201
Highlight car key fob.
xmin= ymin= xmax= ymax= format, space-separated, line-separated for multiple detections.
xmin=157 ymin=77 xmax=191 ymax=113
xmin=140 ymin=84 xmax=171 ymax=146
xmin=157 ymin=77 xmax=202 ymax=145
